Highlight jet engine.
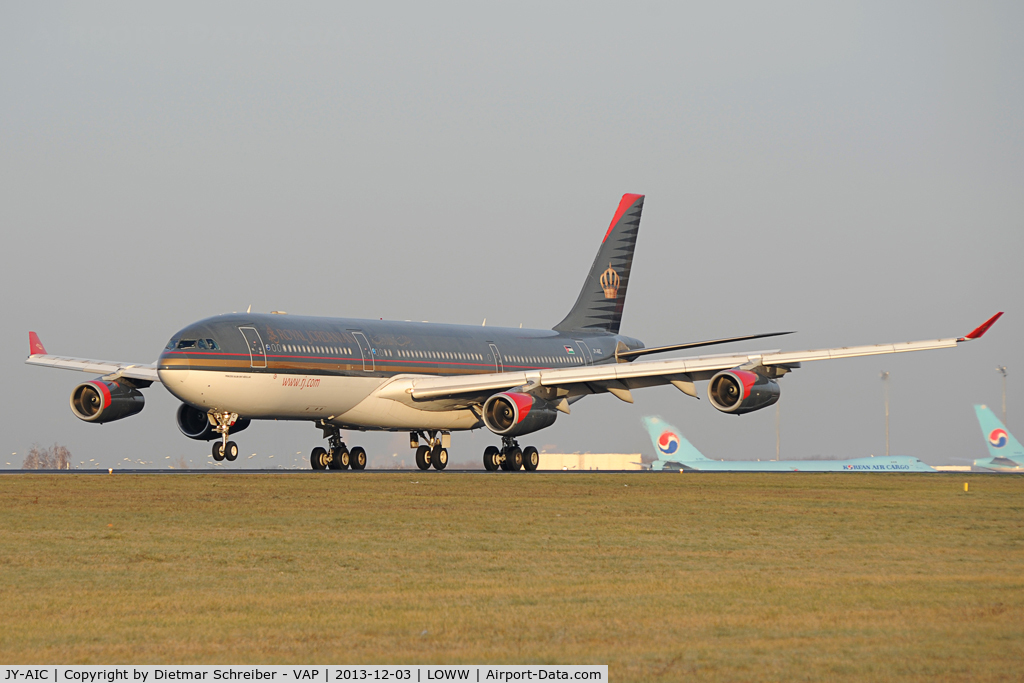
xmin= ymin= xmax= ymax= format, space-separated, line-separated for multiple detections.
xmin=482 ymin=392 xmax=558 ymax=437
xmin=707 ymin=369 xmax=780 ymax=415
xmin=70 ymin=380 xmax=145 ymax=423
xmin=176 ymin=403 xmax=250 ymax=441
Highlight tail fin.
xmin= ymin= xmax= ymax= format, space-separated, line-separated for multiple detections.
xmin=642 ymin=415 xmax=711 ymax=463
xmin=553 ymin=193 xmax=644 ymax=334
xmin=974 ymin=405 xmax=1024 ymax=461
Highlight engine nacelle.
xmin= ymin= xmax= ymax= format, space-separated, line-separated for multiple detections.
xmin=482 ymin=392 xmax=558 ymax=437
xmin=176 ymin=403 xmax=250 ymax=441
xmin=70 ymin=380 xmax=145 ymax=424
xmin=708 ymin=369 xmax=780 ymax=415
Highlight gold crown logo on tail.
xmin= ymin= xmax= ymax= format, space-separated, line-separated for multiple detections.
xmin=600 ymin=263 xmax=620 ymax=299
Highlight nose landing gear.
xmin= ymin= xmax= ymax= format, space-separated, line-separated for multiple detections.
xmin=210 ymin=411 xmax=240 ymax=462
xmin=212 ymin=441 xmax=239 ymax=461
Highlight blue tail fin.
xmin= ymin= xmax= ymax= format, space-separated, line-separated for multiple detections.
xmin=974 ymin=405 xmax=1024 ymax=461
xmin=642 ymin=416 xmax=710 ymax=463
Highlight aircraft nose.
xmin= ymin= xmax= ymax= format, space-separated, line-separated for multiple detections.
xmin=158 ymin=349 xmax=190 ymax=384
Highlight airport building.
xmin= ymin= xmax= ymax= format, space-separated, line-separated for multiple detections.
xmin=537 ymin=453 xmax=643 ymax=471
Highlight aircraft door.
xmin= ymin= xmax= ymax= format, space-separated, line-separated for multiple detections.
xmin=351 ymin=331 xmax=374 ymax=371
xmin=574 ymin=340 xmax=594 ymax=366
xmin=238 ymin=327 xmax=267 ymax=369
xmin=488 ymin=343 xmax=503 ymax=372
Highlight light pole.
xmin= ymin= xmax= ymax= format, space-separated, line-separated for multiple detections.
xmin=997 ymin=366 xmax=1008 ymax=426
xmin=881 ymin=371 xmax=890 ymax=457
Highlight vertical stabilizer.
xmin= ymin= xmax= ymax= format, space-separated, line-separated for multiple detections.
xmin=642 ymin=415 xmax=711 ymax=464
xmin=553 ymin=194 xmax=644 ymax=334
xmin=974 ymin=405 xmax=1024 ymax=461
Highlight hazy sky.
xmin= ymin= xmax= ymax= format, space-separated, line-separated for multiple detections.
xmin=2 ymin=2 xmax=1021 ymax=470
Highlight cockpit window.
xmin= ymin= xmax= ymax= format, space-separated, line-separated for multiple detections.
xmin=173 ymin=338 xmax=219 ymax=351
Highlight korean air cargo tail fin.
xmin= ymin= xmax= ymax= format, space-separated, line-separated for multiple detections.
xmin=974 ymin=405 xmax=1024 ymax=461
xmin=554 ymin=194 xmax=644 ymax=334
xmin=642 ymin=415 xmax=711 ymax=463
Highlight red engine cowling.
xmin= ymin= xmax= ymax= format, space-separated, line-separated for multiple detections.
xmin=70 ymin=380 xmax=145 ymax=423
xmin=176 ymin=403 xmax=250 ymax=441
xmin=482 ymin=392 xmax=558 ymax=437
xmin=707 ymin=369 xmax=780 ymax=415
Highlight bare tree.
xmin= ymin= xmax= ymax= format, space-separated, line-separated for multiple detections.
xmin=51 ymin=444 xmax=72 ymax=469
xmin=22 ymin=445 xmax=43 ymax=469
xmin=22 ymin=443 xmax=73 ymax=470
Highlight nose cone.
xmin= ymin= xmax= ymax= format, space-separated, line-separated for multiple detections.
xmin=158 ymin=352 xmax=190 ymax=400
xmin=158 ymin=328 xmax=196 ymax=398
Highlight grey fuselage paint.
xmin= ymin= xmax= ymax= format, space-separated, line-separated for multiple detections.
xmin=158 ymin=313 xmax=644 ymax=430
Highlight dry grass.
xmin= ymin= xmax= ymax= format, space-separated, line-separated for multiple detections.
xmin=1 ymin=473 xmax=1022 ymax=681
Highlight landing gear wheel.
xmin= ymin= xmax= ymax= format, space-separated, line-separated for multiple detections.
xmin=500 ymin=447 xmax=522 ymax=471
xmin=350 ymin=447 xmax=367 ymax=470
xmin=483 ymin=446 xmax=500 ymax=471
xmin=522 ymin=446 xmax=539 ymax=471
xmin=415 ymin=445 xmax=432 ymax=471
xmin=212 ymin=442 xmax=226 ymax=461
xmin=507 ymin=447 xmax=523 ymax=471
xmin=328 ymin=447 xmax=349 ymax=470
xmin=224 ymin=441 xmax=239 ymax=461
xmin=311 ymin=446 xmax=329 ymax=470
xmin=432 ymin=447 xmax=448 ymax=470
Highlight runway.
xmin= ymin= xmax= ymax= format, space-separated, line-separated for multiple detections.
xmin=0 ymin=468 xmax=659 ymax=475
xmin=0 ymin=468 xmax=991 ymax=475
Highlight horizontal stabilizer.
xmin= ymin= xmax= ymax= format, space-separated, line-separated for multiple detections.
xmin=616 ymin=331 xmax=795 ymax=362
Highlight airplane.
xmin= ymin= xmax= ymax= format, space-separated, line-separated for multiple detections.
xmin=25 ymin=193 xmax=1002 ymax=472
xmin=972 ymin=405 xmax=1024 ymax=472
xmin=641 ymin=415 xmax=937 ymax=472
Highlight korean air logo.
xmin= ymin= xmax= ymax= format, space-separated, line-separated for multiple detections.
xmin=989 ymin=429 xmax=1008 ymax=448
xmin=657 ymin=431 xmax=680 ymax=455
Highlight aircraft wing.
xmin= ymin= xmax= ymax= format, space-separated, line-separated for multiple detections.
xmin=399 ymin=313 xmax=1002 ymax=404
xmin=24 ymin=332 xmax=160 ymax=383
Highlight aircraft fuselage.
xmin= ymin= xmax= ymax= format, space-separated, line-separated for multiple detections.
xmin=653 ymin=456 xmax=936 ymax=472
xmin=158 ymin=313 xmax=643 ymax=431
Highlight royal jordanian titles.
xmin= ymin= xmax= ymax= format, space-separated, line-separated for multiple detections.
xmin=26 ymin=194 xmax=1003 ymax=471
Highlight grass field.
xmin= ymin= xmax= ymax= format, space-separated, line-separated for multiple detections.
xmin=1 ymin=472 xmax=1022 ymax=681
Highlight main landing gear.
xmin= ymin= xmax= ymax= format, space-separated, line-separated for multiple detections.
xmin=210 ymin=411 xmax=240 ymax=462
xmin=483 ymin=437 xmax=539 ymax=472
xmin=411 ymin=431 xmax=449 ymax=471
xmin=311 ymin=422 xmax=367 ymax=471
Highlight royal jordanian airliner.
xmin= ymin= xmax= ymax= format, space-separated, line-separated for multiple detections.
xmin=26 ymin=194 xmax=1002 ymax=472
